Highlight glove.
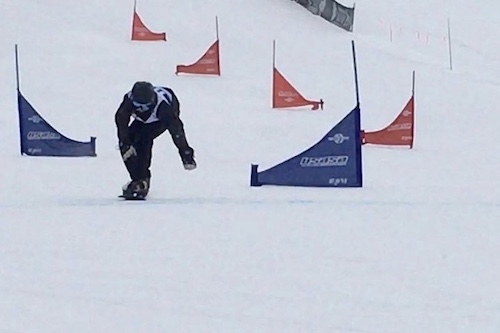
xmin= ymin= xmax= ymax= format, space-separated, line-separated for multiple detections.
xmin=120 ymin=142 xmax=137 ymax=162
xmin=181 ymin=148 xmax=196 ymax=170
xmin=184 ymin=162 xmax=197 ymax=170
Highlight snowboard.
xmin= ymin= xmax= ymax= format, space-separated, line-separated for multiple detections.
xmin=118 ymin=193 xmax=147 ymax=201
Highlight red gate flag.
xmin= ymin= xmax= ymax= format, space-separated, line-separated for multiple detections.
xmin=131 ymin=11 xmax=166 ymax=41
xmin=362 ymin=95 xmax=415 ymax=148
xmin=272 ymin=68 xmax=323 ymax=110
xmin=176 ymin=40 xmax=220 ymax=75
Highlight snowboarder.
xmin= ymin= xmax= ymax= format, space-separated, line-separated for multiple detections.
xmin=115 ymin=81 xmax=196 ymax=198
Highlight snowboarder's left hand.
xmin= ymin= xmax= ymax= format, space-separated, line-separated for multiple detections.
xmin=183 ymin=162 xmax=197 ymax=170
xmin=181 ymin=149 xmax=196 ymax=170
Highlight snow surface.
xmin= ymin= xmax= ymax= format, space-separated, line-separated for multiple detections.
xmin=0 ymin=0 xmax=499 ymax=332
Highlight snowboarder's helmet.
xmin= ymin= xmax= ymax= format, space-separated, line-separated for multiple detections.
xmin=131 ymin=81 xmax=155 ymax=108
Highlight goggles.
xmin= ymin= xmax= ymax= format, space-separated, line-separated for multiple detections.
xmin=132 ymin=100 xmax=153 ymax=111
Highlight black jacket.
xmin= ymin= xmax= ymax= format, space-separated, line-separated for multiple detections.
xmin=115 ymin=87 xmax=193 ymax=158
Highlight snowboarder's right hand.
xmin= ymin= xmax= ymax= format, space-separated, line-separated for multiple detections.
xmin=120 ymin=142 xmax=137 ymax=162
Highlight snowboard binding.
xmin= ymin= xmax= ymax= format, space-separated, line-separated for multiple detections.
xmin=120 ymin=179 xmax=149 ymax=200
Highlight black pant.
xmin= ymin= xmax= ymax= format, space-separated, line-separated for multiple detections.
xmin=124 ymin=120 xmax=168 ymax=181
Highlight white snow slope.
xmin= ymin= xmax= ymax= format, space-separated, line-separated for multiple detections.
xmin=0 ymin=0 xmax=499 ymax=332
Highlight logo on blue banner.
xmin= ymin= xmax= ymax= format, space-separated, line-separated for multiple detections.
xmin=18 ymin=91 xmax=96 ymax=157
xmin=250 ymin=105 xmax=362 ymax=187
